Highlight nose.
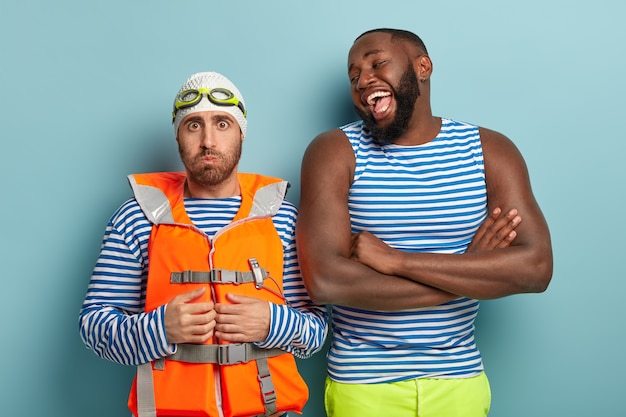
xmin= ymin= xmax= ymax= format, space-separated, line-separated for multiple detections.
xmin=200 ymin=128 xmax=217 ymax=148
xmin=356 ymin=69 xmax=375 ymax=90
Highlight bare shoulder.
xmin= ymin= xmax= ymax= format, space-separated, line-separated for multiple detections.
xmin=301 ymin=128 xmax=355 ymax=181
xmin=478 ymin=126 xmax=523 ymax=157
xmin=477 ymin=126 xmax=536 ymax=210
xmin=303 ymin=128 xmax=353 ymax=160
xmin=478 ymin=126 xmax=529 ymax=176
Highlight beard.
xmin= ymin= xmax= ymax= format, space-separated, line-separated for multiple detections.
xmin=179 ymin=141 xmax=242 ymax=187
xmin=355 ymin=68 xmax=420 ymax=145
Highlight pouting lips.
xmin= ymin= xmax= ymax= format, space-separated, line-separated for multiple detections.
xmin=366 ymin=91 xmax=392 ymax=115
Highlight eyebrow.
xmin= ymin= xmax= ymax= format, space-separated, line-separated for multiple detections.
xmin=183 ymin=115 xmax=203 ymax=124
xmin=184 ymin=113 xmax=236 ymax=124
xmin=348 ymin=49 xmax=385 ymax=71
xmin=364 ymin=48 xmax=384 ymax=58
xmin=211 ymin=113 xmax=236 ymax=123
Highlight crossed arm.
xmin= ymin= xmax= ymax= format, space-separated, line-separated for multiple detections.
xmin=296 ymin=128 xmax=553 ymax=310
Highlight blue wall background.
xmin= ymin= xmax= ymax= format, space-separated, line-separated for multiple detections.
xmin=1 ymin=1 xmax=624 ymax=416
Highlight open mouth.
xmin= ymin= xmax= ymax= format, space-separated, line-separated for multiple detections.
xmin=366 ymin=91 xmax=392 ymax=118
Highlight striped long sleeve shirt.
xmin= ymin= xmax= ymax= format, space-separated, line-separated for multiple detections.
xmin=79 ymin=195 xmax=327 ymax=366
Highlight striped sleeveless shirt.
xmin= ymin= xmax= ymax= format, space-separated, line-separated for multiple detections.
xmin=328 ymin=118 xmax=488 ymax=383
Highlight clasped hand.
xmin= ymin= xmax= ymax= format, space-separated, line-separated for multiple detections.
xmin=350 ymin=207 xmax=521 ymax=275
xmin=164 ymin=287 xmax=271 ymax=345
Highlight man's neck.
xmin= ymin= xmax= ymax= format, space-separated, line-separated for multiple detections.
xmin=393 ymin=115 xmax=441 ymax=146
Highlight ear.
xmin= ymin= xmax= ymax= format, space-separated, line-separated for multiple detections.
xmin=413 ymin=54 xmax=433 ymax=82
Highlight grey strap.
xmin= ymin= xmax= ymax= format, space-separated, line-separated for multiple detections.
xmin=169 ymin=343 xmax=285 ymax=365
xmin=136 ymin=363 xmax=157 ymax=417
xmin=256 ymin=357 xmax=278 ymax=416
xmin=170 ymin=268 xmax=269 ymax=285
xmin=135 ymin=345 xmax=285 ymax=417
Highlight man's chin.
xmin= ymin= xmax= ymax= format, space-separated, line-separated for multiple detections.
xmin=368 ymin=121 xmax=407 ymax=145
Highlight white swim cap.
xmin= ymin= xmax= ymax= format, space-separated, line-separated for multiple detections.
xmin=172 ymin=71 xmax=247 ymax=138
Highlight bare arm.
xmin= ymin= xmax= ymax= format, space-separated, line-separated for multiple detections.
xmin=297 ymin=129 xmax=519 ymax=310
xmin=350 ymin=128 xmax=553 ymax=299
xmin=297 ymin=129 xmax=450 ymax=310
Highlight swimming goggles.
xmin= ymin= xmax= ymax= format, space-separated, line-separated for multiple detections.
xmin=172 ymin=87 xmax=247 ymax=122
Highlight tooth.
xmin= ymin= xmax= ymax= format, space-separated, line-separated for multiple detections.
xmin=366 ymin=91 xmax=390 ymax=106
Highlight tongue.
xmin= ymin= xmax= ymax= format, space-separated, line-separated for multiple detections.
xmin=373 ymin=95 xmax=392 ymax=115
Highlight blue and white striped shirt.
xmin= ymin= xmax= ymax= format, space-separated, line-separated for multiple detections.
xmin=328 ymin=118 xmax=488 ymax=383
xmin=79 ymin=195 xmax=327 ymax=366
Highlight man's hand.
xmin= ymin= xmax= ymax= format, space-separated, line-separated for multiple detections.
xmin=350 ymin=230 xmax=397 ymax=276
xmin=214 ymin=293 xmax=271 ymax=343
xmin=164 ymin=287 xmax=216 ymax=344
xmin=466 ymin=207 xmax=521 ymax=253
xmin=350 ymin=207 xmax=522 ymax=275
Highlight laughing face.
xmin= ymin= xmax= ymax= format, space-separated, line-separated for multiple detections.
xmin=348 ymin=32 xmax=422 ymax=144
xmin=354 ymin=68 xmax=420 ymax=144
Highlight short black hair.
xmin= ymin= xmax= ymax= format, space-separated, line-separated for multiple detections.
xmin=355 ymin=28 xmax=428 ymax=55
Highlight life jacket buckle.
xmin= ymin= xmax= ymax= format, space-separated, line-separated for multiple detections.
xmin=258 ymin=372 xmax=277 ymax=405
xmin=218 ymin=343 xmax=247 ymax=365
xmin=210 ymin=269 xmax=238 ymax=284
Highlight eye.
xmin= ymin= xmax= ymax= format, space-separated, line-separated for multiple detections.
xmin=372 ymin=60 xmax=386 ymax=69
xmin=217 ymin=120 xmax=230 ymax=130
xmin=188 ymin=121 xmax=201 ymax=130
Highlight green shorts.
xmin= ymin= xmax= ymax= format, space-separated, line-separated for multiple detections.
xmin=324 ymin=372 xmax=491 ymax=417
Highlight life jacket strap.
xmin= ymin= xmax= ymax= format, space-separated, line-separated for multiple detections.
xmin=256 ymin=357 xmax=278 ymax=416
xmin=167 ymin=342 xmax=286 ymax=365
xmin=136 ymin=363 xmax=157 ymax=417
xmin=136 ymin=344 xmax=285 ymax=417
xmin=170 ymin=267 xmax=269 ymax=286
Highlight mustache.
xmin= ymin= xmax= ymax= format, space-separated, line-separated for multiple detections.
xmin=195 ymin=149 xmax=223 ymax=159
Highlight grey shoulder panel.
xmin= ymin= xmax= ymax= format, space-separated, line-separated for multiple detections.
xmin=249 ymin=181 xmax=289 ymax=218
xmin=128 ymin=175 xmax=175 ymax=225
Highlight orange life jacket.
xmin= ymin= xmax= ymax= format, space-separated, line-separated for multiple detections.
xmin=126 ymin=172 xmax=308 ymax=417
